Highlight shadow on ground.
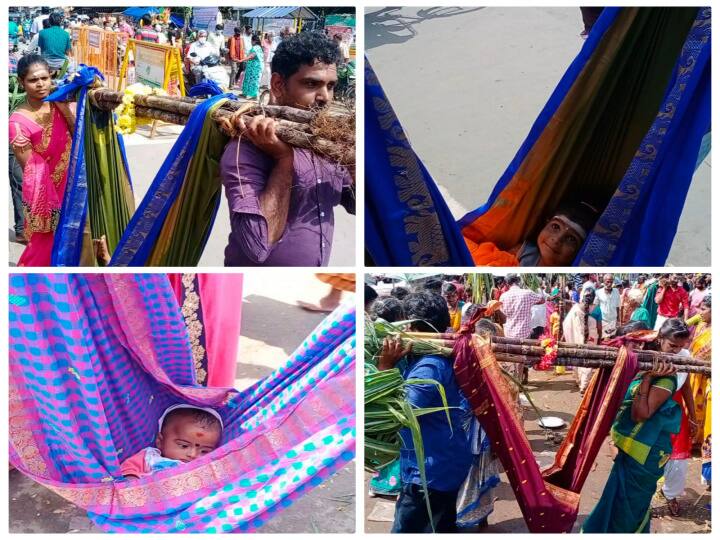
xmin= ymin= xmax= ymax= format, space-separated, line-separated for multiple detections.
xmin=365 ymin=6 xmax=486 ymax=50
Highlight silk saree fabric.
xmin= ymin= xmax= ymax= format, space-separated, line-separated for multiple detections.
xmin=364 ymin=60 xmax=474 ymax=266
xmin=452 ymin=332 xmax=637 ymax=532
xmin=110 ymin=94 xmax=231 ymax=266
xmin=9 ymin=274 xmax=355 ymax=532
xmin=9 ymin=103 xmax=72 ymax=266
xmin=47 ymin=66 xmax=135 ymax=266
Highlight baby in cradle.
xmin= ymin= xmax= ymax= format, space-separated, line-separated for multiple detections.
xmin=121 ymin=404 xmax=223 ymax=479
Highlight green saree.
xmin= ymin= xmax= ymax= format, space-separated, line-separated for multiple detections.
xmin=582 ymin=374 xmax=681 ymax=533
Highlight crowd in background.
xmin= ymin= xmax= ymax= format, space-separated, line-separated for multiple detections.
xmin=9 ymin=7 xmax=354 ymax=98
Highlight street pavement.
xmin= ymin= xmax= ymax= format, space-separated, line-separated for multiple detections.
xmin=365 ymin=368 xmax=712 ymax=533
xmin=365 ymin=6 xmax=711 ymax=266
xmin=9 ymin=122 xmax=355 ymax=266
xmin=9 ymin=273 xmax=356 ymax=533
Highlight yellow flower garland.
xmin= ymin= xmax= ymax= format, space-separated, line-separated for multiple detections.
xmin=114 ymin=83 xmax=168 ymax=135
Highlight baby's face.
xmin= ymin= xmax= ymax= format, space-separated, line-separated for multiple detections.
xmin=156 ymin=418 xmax=221 ymax=462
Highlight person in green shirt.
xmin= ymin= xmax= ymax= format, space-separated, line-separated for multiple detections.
xmin=38 ymin=11 xmax=71 ymax=71
xmin=9 ymin=19 xmax=19 ymax=45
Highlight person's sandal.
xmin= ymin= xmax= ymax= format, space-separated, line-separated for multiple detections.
xmin=659 ymin=490 xmax=681 ymax=516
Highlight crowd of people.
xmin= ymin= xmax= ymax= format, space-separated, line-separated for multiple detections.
xmin=365 ymin=272 xmax=711 ymax=533
xmin=9 ymin=8 xmax=354 ymax=100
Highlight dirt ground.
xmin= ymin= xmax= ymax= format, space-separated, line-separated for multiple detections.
xmin=9 ymin=273 xmax=356 ymax=533
xmin=365 ymin=369 xmax=712 ymax=533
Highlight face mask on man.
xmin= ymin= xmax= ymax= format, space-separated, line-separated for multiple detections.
xmin=199 ymin=37 xmax=207 ymax=44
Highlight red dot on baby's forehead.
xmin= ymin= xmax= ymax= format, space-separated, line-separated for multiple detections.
xmin=196 ymin=432 xmax=204 ymax=437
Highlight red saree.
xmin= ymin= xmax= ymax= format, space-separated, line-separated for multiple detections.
xmin=453 ymin=332 xmax=638 ymax=532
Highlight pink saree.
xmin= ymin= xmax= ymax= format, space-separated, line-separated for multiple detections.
xmin=168 ymin=274 xmax=244 ymax=387
xmin=9 ymin=104 xmax=72 ymax=267
xmin=453 ymin=329 xmax=638 ymax=532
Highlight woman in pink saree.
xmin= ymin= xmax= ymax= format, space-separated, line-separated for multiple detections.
xmin=9 ymin=55 xmax=73 ymax=267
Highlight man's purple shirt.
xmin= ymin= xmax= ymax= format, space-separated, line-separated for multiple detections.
xmin=220 ymin=139 xmax=354 ymax=266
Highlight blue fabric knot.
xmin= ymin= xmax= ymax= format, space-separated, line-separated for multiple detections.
xmin=45 ymin=65 xmax=104 ymax=102
xmin=188 ymin=81 xmax=224 ymax=98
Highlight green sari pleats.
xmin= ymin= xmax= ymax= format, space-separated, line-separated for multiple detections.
xmin=147 ymin=100 xmax=229 ymax=266
xmin=83 ymin=104 xmax=135 ymax=256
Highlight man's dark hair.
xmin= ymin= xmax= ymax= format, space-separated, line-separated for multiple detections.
xmin=41 ymin=7 xmax=50 ymax=14
xmin=423 ymin=277 xmax=443 ymax=294
xmin=390 ymin=286 xmax=410 ymax=301
xmin=48 ymin=11 xmax=63 ymax=27
xmin=702 ymin=295 xmax=711 ymax=308
xmin=141 ymin=15 xmax=152 ymax=26
xmin=370 ymin=297 xmax=404 ymax=323
xmin=234 ymin=26 xmax=242 ymax=35
xmin=365 ymin=284 xmax=378 ymax=309
xmin=506 ymin=273 xmax=521 ymax=286
xmin=403 ymin=292 xmax=451 ymax=333
xmin=271 ymin=32 xmax=340 ymax=79
xmin=215 ymin=23 xmax=223 ymax=31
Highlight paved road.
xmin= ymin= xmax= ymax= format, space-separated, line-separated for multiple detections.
xmin=365 ymin=6 xmax=710 ymax=266
xmin=9 ymin=123 xmax=355 ymax=266
xmin=9 ymin=273 xmax=356 ymax=533
xmin=365 ymin=367 xmax=711 ymax=533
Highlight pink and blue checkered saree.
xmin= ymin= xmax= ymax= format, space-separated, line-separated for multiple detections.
xmin=9 ymin=274 xmax=355 ymax=532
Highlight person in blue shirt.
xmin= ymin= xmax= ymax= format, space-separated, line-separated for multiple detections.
xmin=378 ymin=291 xmax=472 ymax=533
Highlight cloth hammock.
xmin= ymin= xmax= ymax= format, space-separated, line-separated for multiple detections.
xmin=452 ymin=331 xmax=637 ymax=532
xmin=9 ymin=274 xmax=355 ymax=533
xmin=47 ymin=66 xmax=135 ymax=266
xmin=110 ymin=93 xmax=231 ymax=266
xmin=365 ymin=7 xmax=711 ymax=267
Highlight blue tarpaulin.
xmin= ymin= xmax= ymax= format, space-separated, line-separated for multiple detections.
xmin=122 ymin=7 xmax=159 ymax=19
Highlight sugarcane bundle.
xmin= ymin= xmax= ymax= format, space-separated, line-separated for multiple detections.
xmin=388 ymin=331 xmax=711 ymax=375
xmin=87 ymin=88 xmax=355 ymax=166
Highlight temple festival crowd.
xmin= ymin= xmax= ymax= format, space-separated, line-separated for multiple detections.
xmin=365 ymin=273 xmax=711 ymax=533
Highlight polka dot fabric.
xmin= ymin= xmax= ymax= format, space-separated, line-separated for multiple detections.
xmin=9 ymin=274 xmax=356 ymax=532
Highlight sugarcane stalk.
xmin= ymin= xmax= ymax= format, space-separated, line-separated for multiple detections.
xmin=88 ymin=89 xmax=350 ymax=124
xmin=88 ymin=88 xmax=354 ymax=165
xmin=494 ymin=353 xmax=710 ymax=375
xmin=491 ymin=341 xmax=709 ymax=367
xmin=401 ymin=332 xmax=707 ymax=367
